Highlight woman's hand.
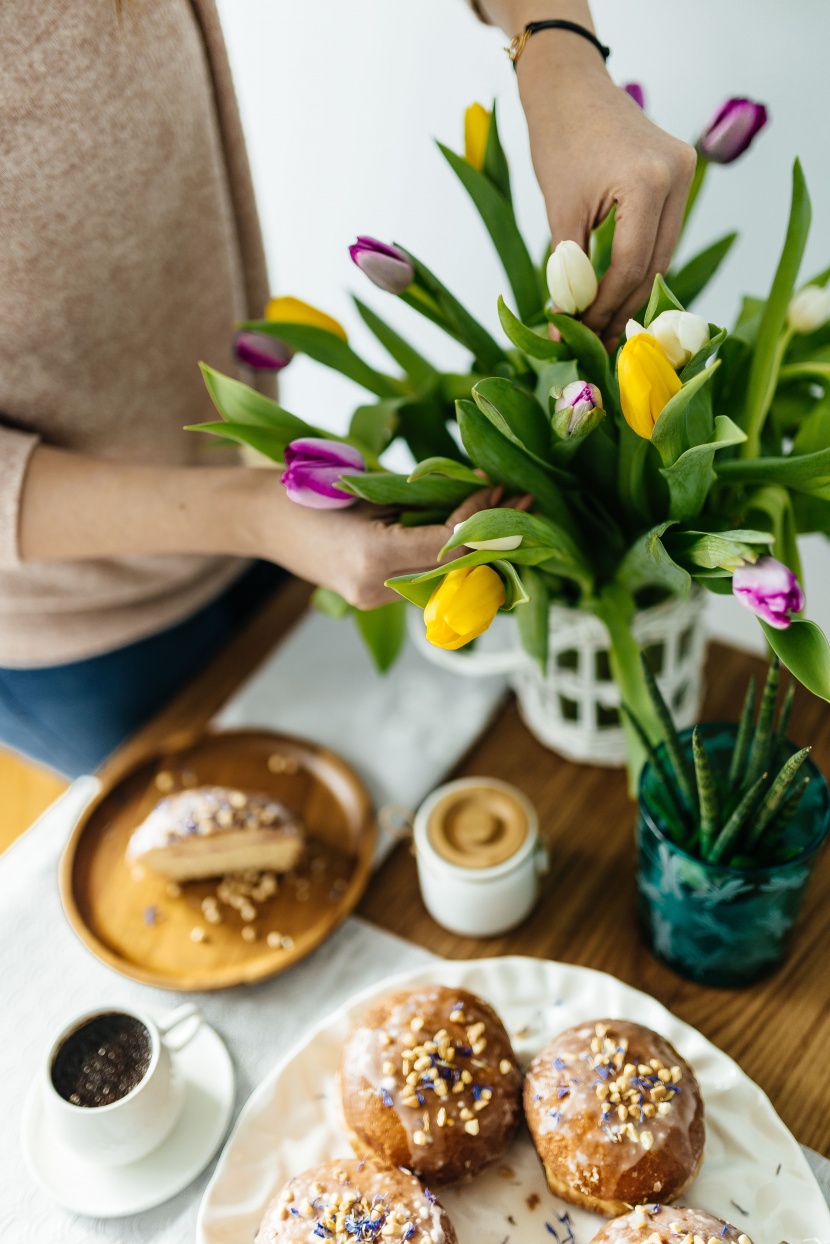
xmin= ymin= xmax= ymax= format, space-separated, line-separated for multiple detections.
xmin=477 ymin=1 xmax=696 ymax=348
xmin=257 ymin=485 xmax=508 ymax=610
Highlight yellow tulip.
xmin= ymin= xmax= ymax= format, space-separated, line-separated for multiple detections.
xmin=464 ymin=103 xmax=491 ymax=172
xmin=618 ymin=333 xmax=682 ymax=439
xmin=264 ymin=296 xmax=347 ymax=341
xmin=424 ymin=565 xmax=505 ymax=651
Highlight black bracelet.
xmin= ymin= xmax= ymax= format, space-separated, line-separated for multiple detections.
xmin=506 ymin=20 xmax=611 ymax=68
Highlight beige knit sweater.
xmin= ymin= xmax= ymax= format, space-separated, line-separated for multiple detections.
xmin=0 ymin=1 xmax=272 ymax=667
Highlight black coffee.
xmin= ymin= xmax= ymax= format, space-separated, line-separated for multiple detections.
xmin=51 ymin=1012 xmax=152 ymax=1108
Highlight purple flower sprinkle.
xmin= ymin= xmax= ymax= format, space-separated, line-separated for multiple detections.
xmin=143 ymin=905 xmax=159 ymax=926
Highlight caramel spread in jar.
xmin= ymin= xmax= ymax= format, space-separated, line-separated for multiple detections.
xmin=426 ymin=783 xmax=528 ymax=869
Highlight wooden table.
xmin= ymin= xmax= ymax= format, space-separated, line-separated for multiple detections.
xmin=99 ymin=578 xmax=830 ymax=1158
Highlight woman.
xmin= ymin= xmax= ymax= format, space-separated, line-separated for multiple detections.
xmin=0 ymin=0 xmax=694 ymax=776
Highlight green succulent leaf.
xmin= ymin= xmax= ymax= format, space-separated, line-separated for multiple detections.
xmin=745 ymin=746 xmax=812 ymax=851
xmin=693 ymin=727 xmax=720 ymax=857
xmin=728 ymin=674 xmax=757 ymax=788
xmin=745 ymin=657 xmax=781 ymax=789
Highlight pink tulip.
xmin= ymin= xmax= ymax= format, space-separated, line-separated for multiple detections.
xmin=697 ymin=98 xmax=769 ymax=164
xmin=732 ymin=556 xmax=805 ymax=629
xmin=281 ymin=438 xmax=365 ymax=509
xmin=234 ymin=331 xmax=293 ymax=371
xmin=624 ymin=83 xmax=645 ymax=110
xmin=349 ymin=237 xmax=414 ymax=294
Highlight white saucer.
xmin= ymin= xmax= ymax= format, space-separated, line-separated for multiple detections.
xmin=22 ymin=1018 xmax=235 ymax=1218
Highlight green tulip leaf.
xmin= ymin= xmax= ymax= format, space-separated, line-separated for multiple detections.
xmin=456 ymin=398 xmax=577 ymax=532
xmin=185 ymin=420 xmax=294 ymax=464
xmin=644 ymin=274 xmax=685 ymax=325
xmin=743 ymin=486 xmax=803 ymax=583
xmin=441 ymin=508 xmax=592 ymax=590
xmin=716 ymin=444 xmax=830 ymax=500
xmin=546 ymin=313 xmax=619 ymax=412
xmin=666 ymin=527 xmax=774 ymax=572
xmin=616 ymin=521 xmax=691 ymax=596
xmin=667 ymin=232 xmax=738 ymax=310
xmin=742 ymin=159 xmax=811 ymax=455
xmin=438 ymin=143 xmax=544 ymax=323
xmin=352 ymin=298 xmax=437 ymax=391
xmin=355 ymin=600 xmax=408 ymax=673
xmin=311 ymin=587 xmax=353 ymax=620
xmin=761 ymin=618 xmax=830 ymax=703
xmin=515 ymin=566 xmax=550 ymax=670
xmin=398 ymin=251 xmax=509 ymax=373
xmin=483 ymin=100 xmax=512 ymax=201
xmin=498 ymin=297 xmax=566 ymax=361
xmin=199 ymin=364 xmax=314 ymax=436
xmin=732 ymin=295 xmax=767 ymax=347
xmin=651 ymin=362 xmax=721 ymax=468
xmin=395 ymin=396 xmax=468 ymax=464
xmin=241 ymin=321 xmax=402 ymax=400
xmin=408 ymin=458 xmax=483 ymax=485
xmin=472 ymin=377 xmax=551 ymax=461
xmin=349 ymin=399 xmax=402 ymax=456
xmin=336 ymin=471 xmax=479 ymax=508
xmin=590 ymin=206 xmax=616 ymax=283
xmin=659 ymin=413 xmax=746 ymax=521
xmin=680 ymin=327 xmax=727 ymax=383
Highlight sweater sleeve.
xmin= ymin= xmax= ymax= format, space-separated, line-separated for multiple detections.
xmin=0 ymin=424 xmax=40 ymax=568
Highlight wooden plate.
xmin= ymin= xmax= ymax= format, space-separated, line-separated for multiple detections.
xmin=59 ymin=729 xmax=376 ymax=991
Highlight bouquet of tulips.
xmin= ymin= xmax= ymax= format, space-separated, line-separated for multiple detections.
xmin=193 ymin=93 xmax=830 ymax=772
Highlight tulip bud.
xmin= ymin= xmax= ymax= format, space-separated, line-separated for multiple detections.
xmin=546 ymin=240 xmax=598 ymax=316
xmin=618 ymin=333 xmax=682 ymax=440
xmin=551 ymin=380 xmax=605 ymax=439
xmin=624 ymin=82 xmax=646 ymax=110
xmin=697 ymin=97 xmax=768 ymax=164
xmin=234 ymin=331 xmax=293 ymax=371
xmin=264 ymin=296 xmax=348 ymax=341
xmin=647 ymin=310 xmax=710 ymax=369
xmin=787 ymin=285 xmax=830 ymax=335
xmin=424 ymin=565 xmax=505 ymax=651
xmin=349 ymin=237 xmax=414 ymax=295
xmin=281 ymin=437 xmax=365 ymax=510
xmin=464 ymin=102 xmax=491 ymax=171
xmin=732 ymin=556 xmax=805 ymax=630
xmin=453 ymin=523 xmax=523 ymax=552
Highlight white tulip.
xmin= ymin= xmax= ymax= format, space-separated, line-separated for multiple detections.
xmin=453 ymin=523 xmax=523 ymax=552
xmin=647 ymin=310 xmax=710 ymax=368
xmin=625 ymin=319 xmax=650 ymax=340
xmin=788 ymin=284 xmax=830 ymax=334
xmin=546 ymin=240 xmax=598 ymax=316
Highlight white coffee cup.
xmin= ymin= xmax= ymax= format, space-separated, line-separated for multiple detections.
xmin=414 ymin=777 xmax=548 ymax=937
xmin=42 ymin=1003 xmax=201 ymax=1167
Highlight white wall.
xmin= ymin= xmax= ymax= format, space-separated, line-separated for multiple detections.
xmin=217 ymin=0 xmax=830 ymax=649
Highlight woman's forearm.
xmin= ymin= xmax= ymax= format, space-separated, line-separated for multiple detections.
xmin=475 ymin=0 xmax=594 ymax=34
xmin=18 ymin=446 xmax=271 ymax=562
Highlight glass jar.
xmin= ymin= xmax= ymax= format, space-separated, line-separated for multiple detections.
xmin=636 ymin=723 xmax=830 ymax=987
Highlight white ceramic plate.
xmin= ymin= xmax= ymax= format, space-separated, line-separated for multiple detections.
xmin=198 ymin=957 xmax=830 ymax=1244
xmin=23 ymin=1018 xmax=234 ymax=1218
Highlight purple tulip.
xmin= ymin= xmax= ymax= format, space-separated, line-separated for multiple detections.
xmin=234 ymin=331 xmax=293 ymax=371
xmin=732 ymin=556 xmax=805 ymax=630
xmin=349 ymin=237 xmax=414 ymax=294
xmin=697 ymin=98 xmax=769 ymax=164
xmin=624 ymin=83 xmax=645 ymax=110
xmin=281 ymin=437 xmax=365 ymax=509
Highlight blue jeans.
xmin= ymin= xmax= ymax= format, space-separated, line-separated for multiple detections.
xmin=0 ymin=562 xmax=285 ymax=778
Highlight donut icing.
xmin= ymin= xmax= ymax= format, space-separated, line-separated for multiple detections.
xmin=525 ymin=1019 xmax=705 ymax=1214
xmin=254 ymin=1159 xmax=456 ymax=1244
xmin=591 ymin=1202 xmax=752 ymax=1243
xmin=341 ymin=986 xmax=521 ymax=1183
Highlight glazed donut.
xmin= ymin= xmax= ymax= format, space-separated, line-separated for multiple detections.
xmin=590 ymin=1203 xmax=752 ymax=1242
xmin=254 ymin=1158 xmax=457 ymax=1244
xmin=340 ymin=985 xmax=521 ymax=1184
xmin=524 ymin=1019 xmax=705 ymax=1216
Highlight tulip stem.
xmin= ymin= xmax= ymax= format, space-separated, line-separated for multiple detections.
xmin=682 ymin=155 xmax=709 ymax=232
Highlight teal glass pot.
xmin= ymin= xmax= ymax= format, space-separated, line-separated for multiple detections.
xmin=636 ymin=723 xmax=830 ymax=987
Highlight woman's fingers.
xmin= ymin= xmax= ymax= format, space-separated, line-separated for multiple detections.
xmin=581 ymin=180 xmax=666 ymax=342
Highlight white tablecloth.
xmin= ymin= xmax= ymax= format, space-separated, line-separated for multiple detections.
xmin=2 ymin=615 xmax=828 ymax=1240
